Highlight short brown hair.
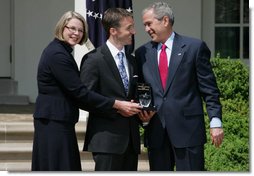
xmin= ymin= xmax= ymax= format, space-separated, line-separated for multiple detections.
xmin=54 ymin=11 xmax=88 ymax=45
xmin=102 ymin=8 xmax=133 ymax=38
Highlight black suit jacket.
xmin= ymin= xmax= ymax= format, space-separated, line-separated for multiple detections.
xmin=135 ymin=33 xmax=222 ymax=148
xmin=80 ymin=44 xmax=140 ymax=154
xmin=34 ymin=39 xmax=114 ymax=124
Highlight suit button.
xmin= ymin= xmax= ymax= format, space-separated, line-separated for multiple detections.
xmin=163 ymin=98 xmax=166 ymax=101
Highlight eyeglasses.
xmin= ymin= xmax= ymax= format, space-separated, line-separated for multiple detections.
xmin=65 ymin=26 xmax=84 ymax=34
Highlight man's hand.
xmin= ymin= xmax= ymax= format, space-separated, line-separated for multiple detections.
xmin=138 ymin=110 xmax=156 ymax=122
xmin=210 ymin=128 xmax=224 ymax=148
xmin=113 ymin=100 xmax=142 ymax=117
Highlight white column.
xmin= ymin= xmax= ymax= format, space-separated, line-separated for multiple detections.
xmin=74 ymin=0 xmax=94 ymax=121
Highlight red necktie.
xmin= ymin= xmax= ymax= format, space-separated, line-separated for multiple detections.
xmin=159 ymin=44 xmax=168 ymax=90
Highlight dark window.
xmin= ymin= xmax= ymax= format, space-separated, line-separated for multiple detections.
xmin=243 ymin=27 xmax=249 ymax=59
xmin=215 ymin=0 xmax=240 ymax=23
xmin=215 ymin=0 xmax=249 ymax=59
xmin=215 ymin=27 xmax=240 ymax=58
xmin=243 ymin=0 xmax=249 ymax=23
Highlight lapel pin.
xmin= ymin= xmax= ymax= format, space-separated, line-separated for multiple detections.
xmin=178 ymin=53 xmax=182 ymax=56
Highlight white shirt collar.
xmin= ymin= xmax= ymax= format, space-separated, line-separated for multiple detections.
xmin=157 ymin=32 xmax=175 ymax=51
xmin=106 ymin=40 xmax=125 ymax=58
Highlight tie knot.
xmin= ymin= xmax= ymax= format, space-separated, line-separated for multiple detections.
xmin=118 ymin=52 xmax=124 ymax=59
xmin=161 ymin=44 xmax=167 ymax=51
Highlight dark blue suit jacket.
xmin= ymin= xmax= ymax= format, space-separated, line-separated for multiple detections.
xmin=34 ymin=39 xmax=114 ymax=124
xmin=135 ymin=33 xmax=222 ymax=148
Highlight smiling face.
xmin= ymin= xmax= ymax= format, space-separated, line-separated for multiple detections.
xmin=142 ymin=9 xmax=172 ymax=43
xmin=62 ymin=18 xmax=84 ymax=46
xmin=108 ymin=16 xmax=135 ymax=50
xmin=114 ymin=16 xmax=135 ymax=46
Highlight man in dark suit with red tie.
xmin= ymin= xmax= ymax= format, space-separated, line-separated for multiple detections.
xmin=80 ymin=8 xmax=140 ymax=171
xmin=135 ymin=2 xmax=224 ymax=171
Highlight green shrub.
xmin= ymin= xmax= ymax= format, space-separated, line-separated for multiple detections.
xmin=211 ymin=58 xmax=249 ymax=101
xmin=204 ymin=58 xmax=249 ymax=171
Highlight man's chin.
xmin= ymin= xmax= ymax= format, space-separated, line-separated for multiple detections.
xmin=151 ymin=38 xmax=157 ymax=42
xmin=151 ymin=37 xmax=160 ymax=43
xmin=150 ymin=35 xmax=156 ymax=41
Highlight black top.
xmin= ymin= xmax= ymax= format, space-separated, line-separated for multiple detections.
xmin=34 ymin=38 xmax=115 ymax=123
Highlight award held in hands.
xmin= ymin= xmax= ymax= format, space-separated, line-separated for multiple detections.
xmin=136 ymin=83 xmax=156 ymax=111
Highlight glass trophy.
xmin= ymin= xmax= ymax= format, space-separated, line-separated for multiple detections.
xmin=136 ymin=83 xmax=156 ymax=111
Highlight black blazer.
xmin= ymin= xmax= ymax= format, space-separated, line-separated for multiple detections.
xmin=80 ymin=44 xmax=140 ymax=154
xmin=34 ymin=39 xmax=114 ymax=124
xmin=135 ymin=33 xmax=222 ymax=148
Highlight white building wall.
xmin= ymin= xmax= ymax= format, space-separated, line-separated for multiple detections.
xmin=202 ymin=0 xmax=215 ymax=56
xmin=13 ymin=0 xmax=73 ymax=102
xmin=13 ymin=0 xmax=202 ymax=102
xmin=133 ymin=0 xmax=202 ymax=48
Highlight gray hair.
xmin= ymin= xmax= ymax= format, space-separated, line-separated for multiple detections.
xmin=142 ymin=2 xmax=174 ymax=26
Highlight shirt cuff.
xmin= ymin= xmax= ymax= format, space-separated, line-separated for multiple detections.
xmin=210 ymin=117 xmax=222 ymax=128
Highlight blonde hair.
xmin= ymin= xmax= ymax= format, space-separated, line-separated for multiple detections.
xmin=54 ymin=11 xmax=88 ymax=45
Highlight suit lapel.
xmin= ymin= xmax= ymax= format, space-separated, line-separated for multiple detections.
xmin=101 ymin=45 xmax=124 ymax=87
xmin=164 ymin=34 xmax=186 ymax=94
xmin=126 ymin=53 xmax=136 ymax=97
xmin=101 ymin=44 xmax=134 ymax=96
xmin=145 ymin=43 xmax=164 ymax=93
xmin=126 ymin=52 xmax=134 ymax=81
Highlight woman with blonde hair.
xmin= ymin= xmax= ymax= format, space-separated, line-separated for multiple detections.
xmin=31 ymin=11 xmax=141 ymax=171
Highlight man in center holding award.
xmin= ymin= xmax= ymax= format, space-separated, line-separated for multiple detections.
xmin=80 ymin=8 xmax=144 ymax=171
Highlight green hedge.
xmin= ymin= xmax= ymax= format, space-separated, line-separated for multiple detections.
xmin=204 ymin=58 xmax=249 ymax=171
xmin=211 ymin=58 xmax=249 ymax=100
